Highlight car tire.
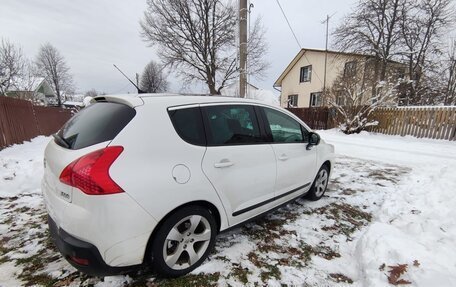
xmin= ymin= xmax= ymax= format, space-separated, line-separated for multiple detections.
xmin=150 ymin=205 xmax=217 ymax=277
xmin=306 ymin=165 xmax=329 ymax=201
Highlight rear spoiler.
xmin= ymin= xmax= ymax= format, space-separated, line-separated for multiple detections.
xmin=92 ymin=95 xmax=144 ymax=108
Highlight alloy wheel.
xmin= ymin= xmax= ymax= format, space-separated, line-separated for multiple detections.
xmin=162 ymin=215 xmax=211 ymax=270
xmin=314 ymin=169 xmax=328 ymax=197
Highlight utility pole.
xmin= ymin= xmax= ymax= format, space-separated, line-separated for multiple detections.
xmin=239 ymin=0 xmax=248 ymax=98
xmin=323 ymin=15 xmax=329 ymax=95
xmin=321 ymin=13 xmax=335 ymax=105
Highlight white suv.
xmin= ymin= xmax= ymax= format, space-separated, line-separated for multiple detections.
xmin=42 ymin=94 xmax=334 ymax=277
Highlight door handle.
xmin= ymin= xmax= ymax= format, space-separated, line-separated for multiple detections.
xmin=214 ymin=159 xmax=234 ymax=168
xmin=278 ymin=154 xmax=289 ymax=161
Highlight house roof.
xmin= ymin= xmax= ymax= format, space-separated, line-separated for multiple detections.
xmin=62 ymin=101 xmax=84 ymax=107
xmin=13 ymin=77 xmax=47 ymax=92
xmin=273 ymin=48 xmax=404 ymax=87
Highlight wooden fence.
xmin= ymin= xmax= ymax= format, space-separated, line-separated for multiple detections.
xmin=369 ymin=106 xmax=456 ymax=141
xmin=287 ymin=106 xmax=456 ymax=141
xmin=287 ymin=107 xmax=330 ymax=130
xmin=0 ymin=96 xmax=73 ymax=149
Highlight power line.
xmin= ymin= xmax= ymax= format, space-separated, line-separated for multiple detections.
xmin=109 ymin=82 xmax=132 ymax=94
xmin=302 ymin=53 xmax=323 ymax=86
xmin=275 ymin=0 xmax=301 ymax=49
xmin=275 ymin=0 xmax=324 ymax=86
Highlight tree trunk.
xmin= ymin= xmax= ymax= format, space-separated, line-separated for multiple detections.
xmin=380 ymin=60 xmax=388 ymax=82
xmin=56 ymin=90 xmax=62 ymax=107
xmin=207 ymin=77 xmax=218 ymax=95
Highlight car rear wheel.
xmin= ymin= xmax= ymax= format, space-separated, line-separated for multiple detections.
xmin=150 ymin=206 xmax=217 ymax=277
xmin=306 ymin=165 xmax=329 ymax=201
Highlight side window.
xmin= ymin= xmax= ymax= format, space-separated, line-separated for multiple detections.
xmin=168 ymin=107 xmax=206 ymax=146
xmin=263 ymin=107 xmax=309 ymax=143
xmin=203 ymin=105 xmax=262 ymax=146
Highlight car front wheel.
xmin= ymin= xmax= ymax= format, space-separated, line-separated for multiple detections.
xmin=306 ymin=165 xmax=329 ymax=201
xmin=150 ymin=206 xmax=217 ymax=277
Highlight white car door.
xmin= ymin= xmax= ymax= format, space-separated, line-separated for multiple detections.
xmin=201 ymin=104 xmax=277 ymax=226
xmin=261 ymin=107 xmax=317 ymax=200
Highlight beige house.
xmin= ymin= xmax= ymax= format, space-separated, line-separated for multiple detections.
xmin=274 ymin=48 xmax=405 ymax=108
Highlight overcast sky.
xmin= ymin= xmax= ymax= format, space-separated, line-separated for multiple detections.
xmin=0 ymin=0 xmax=356 ymax=95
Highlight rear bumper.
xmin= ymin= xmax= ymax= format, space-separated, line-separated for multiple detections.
xmin=42 ymin=176 xmax=158 ymax=268
xmin=48 ymin=216 xmax=140 ymax=276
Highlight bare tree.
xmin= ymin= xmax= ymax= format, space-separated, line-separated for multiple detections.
xmin=16 ymin=60 xmax=47 ymax=104
xmin=84 ymin=89 xmax=98 ymax=98
xmin=246 ymin=17 xmax=269 ymax=79
xmin=18 ymin=60 xmax=40 ymax=88
xmin=334 ymin=0 xmax=455 ymax=105
xmin=35 ymin=43 xmax=74 ymax=106
xmin=140 ymin=0 xmax=268 ymax=94
xmin=140 ymin=60 xmax=168 ymax=93
xmin=0 ymin=39 xmax=25 ymax=95
xmin=327 ymin=69 xmax=399 ymax=134
xmin=442 ymin=40 xmax=456 ymax=105
xmin=333 ymin=0 xmax=404 ymax=84
xmin=399 ymin=0 xmax=454 ymax=104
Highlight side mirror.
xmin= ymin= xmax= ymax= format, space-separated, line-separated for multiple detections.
xmin=307 ymin=132 xmax=320 ymax=150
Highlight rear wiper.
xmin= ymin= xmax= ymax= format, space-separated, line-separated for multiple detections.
xmin=52 ymin=133 xmax=70 ymax=149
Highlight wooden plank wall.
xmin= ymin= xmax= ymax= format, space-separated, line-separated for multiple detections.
xmin=33 ymin=106 xmax=73 ymax=136
xmin=286 ymin=107 xmax=330 ymax=130
xmin=369 ymin=106 xmax=456 ymax=141
xmin=0 ymin=96 xmax=73 ymax=149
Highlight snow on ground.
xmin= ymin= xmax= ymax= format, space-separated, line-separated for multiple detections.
xmin=318 ymin=130 xmax=456 ymax=286
xmin=0 ymin=131 xmax=455 ymax=286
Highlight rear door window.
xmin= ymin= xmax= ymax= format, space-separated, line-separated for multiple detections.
xmin=56 ymin=102 xmax=136 ymax=149
xmin=168 ymin=107 xmax=206 ymax=146
xmin=202 ymin=105 xmax=263 ymax=146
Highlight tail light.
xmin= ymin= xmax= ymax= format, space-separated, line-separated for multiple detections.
xmin=59 ymin=146 xmax=124 ymax=195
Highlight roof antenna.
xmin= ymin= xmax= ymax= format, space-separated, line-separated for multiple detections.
xmin=113 ymin=64 xmax=145 ymax=94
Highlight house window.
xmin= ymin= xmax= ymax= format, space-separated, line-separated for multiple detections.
xmin=335 ymin=90 xmax=347 ymax=106
xmin=344 ymin=61 xmax=357 ymax=77
xmin=396 ymin=68 xmax=405 ymax=79
xmin=336 ymin=95 xmax=345 ymax=106
xmin=310 ymin=92 xmax=322 ymax=107
xmin=287 ymin=95 xmax=298 ymax=107
xmin=300 ymin=65 xmax=312 ymax=82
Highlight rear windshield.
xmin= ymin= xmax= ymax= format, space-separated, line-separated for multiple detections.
xmin=56 ymin=102 xmax=136 ymax=149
